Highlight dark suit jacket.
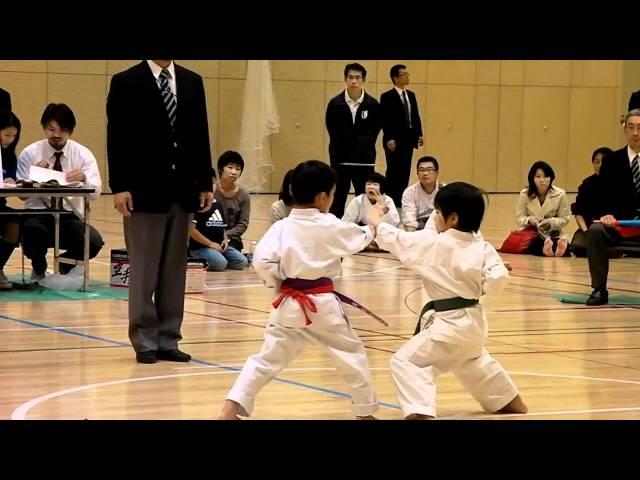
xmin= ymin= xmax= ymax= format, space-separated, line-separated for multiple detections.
xmin=571 ymin=173 xmax=601 ymax=227
xmin=629 ymin=90 xmax=640 ymax=112
xmin=106 ymin=61 xmax=212 ymax=213
xmin=598 ymin=147 xmax=640 ymax=220
xmin=380 ymin=88 xmax=422 ymax=149
xmin=325 ymin=91 xmax=381 ymax=166
xmin=0 ymin=88 xmax=11 ymax=111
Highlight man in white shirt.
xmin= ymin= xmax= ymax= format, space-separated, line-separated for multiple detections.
xmin=401 ymin=156 xmax=445 ymax=231
xmin=17 ymin=103 xmax=104 ymax=280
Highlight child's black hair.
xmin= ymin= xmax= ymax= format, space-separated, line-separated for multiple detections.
xmin=434 ymin=181 xmax=486 ymax=232
xmin=366 ymin=171 xmax=387 ymax=194
xmin=217 ymin=150 xmax=244 ymax=175
xmin=291 ymin=160 xmax=337 ymax=205
xmin=278 ymin=169 xmax=294 ymax=206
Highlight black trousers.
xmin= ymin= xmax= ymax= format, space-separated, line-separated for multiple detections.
xmin=329 ymin=164 xmax=374 ymax=219
xmin=0 ymin=210 xmax=20 ymax=269
xmin=384 ymin=144 xmax=414 ymax=207
xmin=587 ymin=222 xmax=640 ymax=289
xmin=571 ymin=228 xmax=626 ymax=259
xmin=22 ymin=214 xmax=104 ymax=274
xmin=569 ymin=229 xmax=588 ymax=257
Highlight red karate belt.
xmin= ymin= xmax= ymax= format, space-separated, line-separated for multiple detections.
xmin=272 ymin=277 xmax=388 ymax=326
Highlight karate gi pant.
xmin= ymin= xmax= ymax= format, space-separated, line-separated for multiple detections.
xmin=227 ymin=320 xmax=379 ymax=417
xmin=390 ymin=326 xmax=518 ymax=418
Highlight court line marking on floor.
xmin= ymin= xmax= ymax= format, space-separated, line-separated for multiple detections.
xmin=11 ymin=368 xmax=640 ymax=420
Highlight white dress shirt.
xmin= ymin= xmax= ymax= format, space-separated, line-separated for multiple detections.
xmin=17 ymin=138 xmax=102 ymax=212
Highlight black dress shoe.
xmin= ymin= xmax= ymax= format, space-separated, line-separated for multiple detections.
xmin=136 ymin=351 xmax=158 ymax=364
xmin=586 ymin=289 xmax=609 ymax=306
xmin=157 ymin=349 xmax=191 ymax=362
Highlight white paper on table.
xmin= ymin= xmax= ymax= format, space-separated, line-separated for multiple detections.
xmin=29 ymin=165 xmax=70 ymax=185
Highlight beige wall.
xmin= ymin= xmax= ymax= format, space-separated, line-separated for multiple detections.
xmin=1 ymin=60 xmax=636 ymax=193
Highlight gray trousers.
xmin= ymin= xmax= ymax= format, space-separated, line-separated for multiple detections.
xmin=124 ymin=203 xmax=192 ymax=353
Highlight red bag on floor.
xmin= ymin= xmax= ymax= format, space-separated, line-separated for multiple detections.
xmin=498 ymin=228 xmax=539 ymax=254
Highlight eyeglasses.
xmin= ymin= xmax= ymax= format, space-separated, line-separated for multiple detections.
xmin=418 ymin=167 xmax=438 ymax=173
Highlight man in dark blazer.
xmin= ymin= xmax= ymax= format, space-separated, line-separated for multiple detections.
xmin=0 ymin=87 xmax=11 ymax=111
xmin=380 ymin=64 xmax=423 ymax=207
xmin=326 ymin=62 xmax=381 ymax=219
xmin=586 ymin=109 xmax=640 ymax=306
xmin=107 ymin=60 xmax=213 ymax=363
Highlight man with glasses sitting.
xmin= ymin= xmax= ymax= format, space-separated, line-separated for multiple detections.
xmin=585 ymin=110 xmax=640 ymax=306
xmin=401 ymin=156 xmax=445 ymax=231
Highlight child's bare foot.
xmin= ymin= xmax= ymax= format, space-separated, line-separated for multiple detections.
xmin=496 ymin=394 xmax=528 ymax=414
xmin=356 ymin=415 xmax=378 ymax=420
xmin=218 ymin=399 xmax=243 ymax=420
xmin=555 ymin=238 xmax=568 ymax=257
xmin=405 ymin=413 xmax=435 ymax=420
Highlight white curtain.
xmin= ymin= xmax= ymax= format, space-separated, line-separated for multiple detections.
xmin=237 ymin=60 xmax=280 ymax=192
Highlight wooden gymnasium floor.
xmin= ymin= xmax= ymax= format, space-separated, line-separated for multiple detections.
xmin=1 ymin=192 xmax=639 ymax=420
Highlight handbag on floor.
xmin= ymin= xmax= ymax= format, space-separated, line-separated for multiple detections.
xmin=498 ymin=227 xmax=539 ymax=254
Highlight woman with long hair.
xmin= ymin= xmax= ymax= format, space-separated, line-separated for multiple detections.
xmin=515 ymin=161 xmax=571 ymax=257
xmin=0 ymin=109 xmax=22 ymax=289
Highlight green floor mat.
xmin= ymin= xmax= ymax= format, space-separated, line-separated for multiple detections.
xmin=554 ymin=293 xmax=640 ymax=305
xmin=1 ymin=274 xmax=128 ymax=302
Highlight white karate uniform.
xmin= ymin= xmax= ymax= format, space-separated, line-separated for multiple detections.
xmin=342 ymin=193 xmax=400 ymax=227
xmin=226 ymin=208 xmax=379 ymax=417
xmin=376 ymin=216 xmax=519 ymax=418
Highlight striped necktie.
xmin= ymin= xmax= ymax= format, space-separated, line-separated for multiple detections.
xmin=632 ymin=154 xmax=640 ymax=195
xmin=158 ymin=68 xmax=176 ymax=128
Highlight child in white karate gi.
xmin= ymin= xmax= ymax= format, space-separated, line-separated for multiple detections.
xmin=369 ymin=181 xmax=528 ymax=419
xmin=342 ymin=171 xmax=399 ymax=227
xmin=342 ymin=171 xmax=399 ymax=252
xmin=218 ymin=160 xmax=380 ymax=420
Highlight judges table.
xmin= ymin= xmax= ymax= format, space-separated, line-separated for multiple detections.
xmin=0 ymin=186 xmax=95 ymax=292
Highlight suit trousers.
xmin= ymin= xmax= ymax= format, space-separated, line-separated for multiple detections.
xmin=587 ymin=222 xmax=640 ymax=289
xmin=124 ymin=203 xmax=192 ymax=353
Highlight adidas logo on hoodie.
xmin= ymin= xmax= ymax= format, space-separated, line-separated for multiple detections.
xmin=205 ymin=209 xmax=226 ymax=228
